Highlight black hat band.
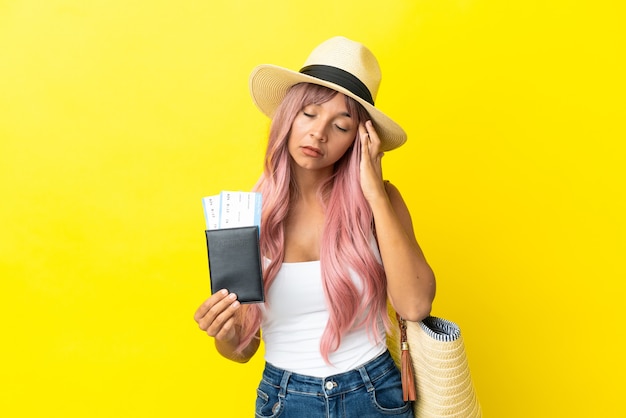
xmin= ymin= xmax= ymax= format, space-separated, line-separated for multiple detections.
xmin=299 ymin=65 xmax=374 ymax=106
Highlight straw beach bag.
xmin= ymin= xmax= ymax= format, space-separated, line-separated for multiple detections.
xmin=387 ymin=314 xmax=482 ymax=417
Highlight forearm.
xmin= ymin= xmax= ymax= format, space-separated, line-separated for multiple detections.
xmin=370 ymin=192 xmax=436 ymax=321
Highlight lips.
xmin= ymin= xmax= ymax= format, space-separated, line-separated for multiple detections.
xmin=301 ymin=145 xmax=323 ymax=157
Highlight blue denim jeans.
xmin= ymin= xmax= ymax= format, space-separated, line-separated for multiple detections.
xmin=255 ymin=350 xmax=413 ymax=418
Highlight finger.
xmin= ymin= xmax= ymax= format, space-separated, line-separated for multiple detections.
xmin=195 ymin=291 xmax=238 ymax=331
xmin=204 ymin=291 xmax=238 ymax=321
xmin=193 ymin=289 xmax=228 ymax=322
xmin=360 ymin=122 xmax=374 ymax=154
xmin=360 ymin=127 xmax=370 ymax=159
xmin=193 ymin=289 xmax=228 ymax=323
xmin=359 ymin=122 xmax=369 ymax=142
xmin=213 ymin=315 xmax=238 ymax=341
xmin=365 ymin=120 xmax=381 ymax=155
xmin=206 ymin=297 xmax=241 ymax=338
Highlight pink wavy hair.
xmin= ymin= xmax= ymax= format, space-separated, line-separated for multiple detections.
xmin=238 ymin=83 xmax=388 ymax=363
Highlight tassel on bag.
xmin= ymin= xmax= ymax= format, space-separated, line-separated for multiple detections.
xmin=398 ymin=314 xmax=417 ymax=401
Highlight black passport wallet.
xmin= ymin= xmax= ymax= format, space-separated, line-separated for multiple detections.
xmin=204 ymin=225 xmax=264 ymax=303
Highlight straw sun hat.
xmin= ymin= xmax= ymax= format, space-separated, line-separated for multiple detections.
xmin=249 ymin=36 xmax=407 ymax=152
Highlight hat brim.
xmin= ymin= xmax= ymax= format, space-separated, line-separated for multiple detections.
xmin=249 ymin=64 xmax=407 ymax=152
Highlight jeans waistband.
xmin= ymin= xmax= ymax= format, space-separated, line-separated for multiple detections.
xmin=262 ymin=350 xmax=397 ymax=397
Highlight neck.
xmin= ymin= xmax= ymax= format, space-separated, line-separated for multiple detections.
xmin=291 ymin=164 xmax=334 ymax=203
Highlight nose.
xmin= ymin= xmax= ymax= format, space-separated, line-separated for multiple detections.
xmin=309 ymin=121 xmax=328 ymax=142
xmin=310 ymin=132 xmax=327 ymax=142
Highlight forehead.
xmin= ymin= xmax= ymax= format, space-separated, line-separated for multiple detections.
xmin=307 ymin=93 xmax=350 ymax=113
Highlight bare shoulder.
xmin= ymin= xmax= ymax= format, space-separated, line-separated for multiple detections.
xmin=383 ymin=180 xmax=407 ymax=208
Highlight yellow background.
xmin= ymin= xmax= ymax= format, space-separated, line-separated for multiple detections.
xmin=1 ymin=0 xmax=624 ymax=416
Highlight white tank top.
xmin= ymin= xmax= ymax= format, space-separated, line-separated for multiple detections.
xmin=259 ymin=259 xmax=387 ymax=377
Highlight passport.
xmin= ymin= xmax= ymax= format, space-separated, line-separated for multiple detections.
xmin=202 ymin=191 xmax=264 ymax=304
xmin=204 ymin=226 xmax=264 ymax=303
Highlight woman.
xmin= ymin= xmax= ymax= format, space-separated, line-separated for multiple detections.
xmin=194 ymin=36 xmax=436 ymax=417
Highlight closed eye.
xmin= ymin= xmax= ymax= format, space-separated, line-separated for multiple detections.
xmin=335 ymin=125 xmax=348 ymax=132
